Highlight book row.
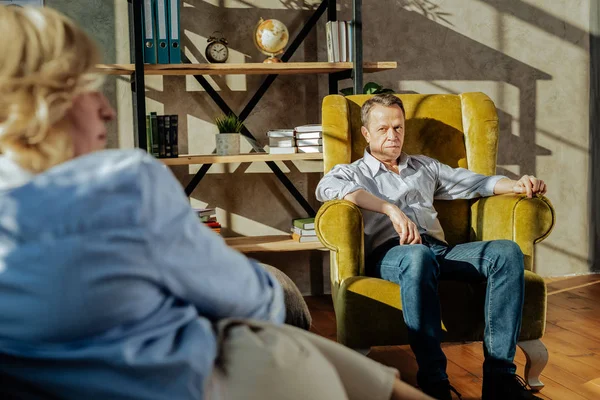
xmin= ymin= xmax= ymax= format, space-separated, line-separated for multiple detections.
xmin=326 ymin=21 xmax=355 ymax=63
xmin=146 ymin=113 xmax=179 ymax=159
xmin=141 ymin=0 xmax=181 ymax=64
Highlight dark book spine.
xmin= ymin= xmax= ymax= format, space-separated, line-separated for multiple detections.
xmin=157 ymin=116 xmax=166 ymax=158
xmin=170 ymin=115 xmax=179 ymax=157
xmin=164 ymin=116 xmax=172 ymax=157
xmin=150 ymin=112 xmax=159 ymax=157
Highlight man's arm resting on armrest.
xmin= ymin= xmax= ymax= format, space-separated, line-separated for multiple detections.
xmin=343 ymin=189 xmax=422 ymax=245
xmin=493 ymin=176 xmax=547 ymax=198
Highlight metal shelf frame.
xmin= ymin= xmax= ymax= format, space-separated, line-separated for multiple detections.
xmin=128 ymin=0 xmax=363 ymax=217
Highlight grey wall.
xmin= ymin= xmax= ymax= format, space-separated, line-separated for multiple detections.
xmin=59 ymin=0 xmax=594 ymax=291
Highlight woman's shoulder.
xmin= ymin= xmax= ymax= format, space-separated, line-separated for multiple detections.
xmin=66 ymin=148 xmax=160 ymax=174
xmin=46 ymin=149 xmax=167 ymax=189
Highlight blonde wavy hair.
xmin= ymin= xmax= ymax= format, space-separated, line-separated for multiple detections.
xmin=0 ymin=5 xmax=104 ymax=173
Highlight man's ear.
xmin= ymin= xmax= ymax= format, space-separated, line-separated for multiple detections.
xmin=361 ymin=126 xmax=370 ymax=143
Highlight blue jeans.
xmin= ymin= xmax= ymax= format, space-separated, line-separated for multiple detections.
xmin=366 ymin=235 xmax=525 ymax=385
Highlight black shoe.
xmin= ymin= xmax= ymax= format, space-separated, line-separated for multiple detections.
xmin=482 ymin=373 xmax=542 ymax=400
xmin=419 ymin=379 xmax=462 ymax=400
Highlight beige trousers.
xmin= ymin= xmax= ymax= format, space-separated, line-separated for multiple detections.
xmin=205 ymin=319 xmax=398 ymax=400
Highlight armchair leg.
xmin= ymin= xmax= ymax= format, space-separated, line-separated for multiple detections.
xmin=517 ymin=339 xmax=548 ymax=391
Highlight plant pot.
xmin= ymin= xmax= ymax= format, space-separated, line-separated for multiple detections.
xmin=216 ymin=133 xmax=241 ymax=155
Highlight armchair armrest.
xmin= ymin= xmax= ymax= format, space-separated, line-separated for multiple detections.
xmin=471 ymin=194 xmax=555 ymax=270
xmin=315 ymin=200 xmax=364 ymax=285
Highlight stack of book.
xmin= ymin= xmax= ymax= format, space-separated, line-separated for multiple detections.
xmin=295 ymin=124 xmax=322 ymax=154
xmin=146 ymin=112 xmax=179 ymax=158
xmin=195 ymin=208 xmax=221 ymax=235
xmin=267 ymin=129 xmax=296 ymax=154
xmin=291 ymin=217 xmax=320 ymax=243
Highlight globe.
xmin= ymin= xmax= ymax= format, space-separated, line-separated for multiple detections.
xmin=254 ymin=18 xmax=289 ymax=63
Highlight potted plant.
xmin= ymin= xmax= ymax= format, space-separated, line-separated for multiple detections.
xmin=340 ymin=81 xmax=395 ymax=96
xmin=214 ymin=113 xmax=244 ymax=155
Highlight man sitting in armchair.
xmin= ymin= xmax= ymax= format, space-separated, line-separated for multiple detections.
xmin=315 ymin=94 xmax=546 ymax=400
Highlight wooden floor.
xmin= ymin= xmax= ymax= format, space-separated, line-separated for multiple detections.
xmin=305 ymin=274 xmax=600 ymax=400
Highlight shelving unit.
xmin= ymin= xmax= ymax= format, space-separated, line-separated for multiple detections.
xmin=161 ymin=152 xmax=323 ymax=166
xmin=112 ymin=0 xmax=393 ymax=252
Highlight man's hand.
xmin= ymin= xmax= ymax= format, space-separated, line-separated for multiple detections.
xmin=512 ymin=175 xmax=547 ymax=198
xmin=383 ymin=204 xmax=422 ymax=245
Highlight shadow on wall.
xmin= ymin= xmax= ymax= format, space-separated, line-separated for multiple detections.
xmin=364 ymin=0 xmax=553 ymax=179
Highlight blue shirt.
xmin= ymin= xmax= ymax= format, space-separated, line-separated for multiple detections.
xmin=0 ymin=149 xmax=285 ymax=399
xmin=316 ymin=149 xmax=505 ymax=255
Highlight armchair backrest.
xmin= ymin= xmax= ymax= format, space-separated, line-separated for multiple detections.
xmin=321 ymin=92 xmax=499 ymax=245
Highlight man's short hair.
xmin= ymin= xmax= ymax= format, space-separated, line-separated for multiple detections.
xmin=361 ymin=94 xmax=405 ymax=127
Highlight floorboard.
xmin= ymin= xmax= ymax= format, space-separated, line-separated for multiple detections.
xmin=305 ymin=274 xmax=600 ymax=399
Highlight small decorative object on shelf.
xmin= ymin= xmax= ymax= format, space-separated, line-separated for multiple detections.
xmin=205 ymin=31 xmax=229 ymax=63
xmin=215 ymin=113 xmax=244 ymax=155
xmin=253 ymin=18 xmax=289 ymax=63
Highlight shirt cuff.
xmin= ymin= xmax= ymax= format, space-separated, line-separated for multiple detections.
xmin=336 ymin=183 xmax=366 ymax=200
xmin=482 ymin=175 xmax=507 ymax=197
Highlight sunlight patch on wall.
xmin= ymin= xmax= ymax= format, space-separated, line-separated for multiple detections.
xmin=146 ymin=96 xmax=164 ymax=116
xmin=226 ymin=212 xmax=288 ymax=236
xmin=187 ymin=114 xmax=218 ymax=174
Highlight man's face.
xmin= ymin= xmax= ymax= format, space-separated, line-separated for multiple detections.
xmin=361 ymin=104 xmax=405 ymax=161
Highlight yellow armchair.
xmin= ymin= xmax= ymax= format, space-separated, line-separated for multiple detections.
xmin=316 ymin=93 xmax=555 ymax=390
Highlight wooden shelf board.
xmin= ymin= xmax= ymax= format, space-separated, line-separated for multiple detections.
xmin=225 ymin=235 xmax=326 ymax=253
xmin=94 ymin=62 xmax=397 ymax=76
xmin=161 ymin=152 xmax=323 ymax=165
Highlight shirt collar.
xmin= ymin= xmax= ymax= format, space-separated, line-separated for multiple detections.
xmin=0 ymin=154 xmax=34 ymax=191
xmin=363 ymin=147 xmax=410 ymax=176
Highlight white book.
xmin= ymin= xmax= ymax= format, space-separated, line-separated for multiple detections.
xmin=326 ymin=22 xmax=334 ymax=62
xmin=296 ymin=138 xmax=322 ymax=146
xmin=295 ymin=124 xmax=322 ymax=133
xmin=291 ymin=226 xmax=317 ymax=236
xmin=331 ymin=21 xmax=340 ymax=62
xmin=269 ymin=146 xmax=297 ymax=154
xmin=339 ymin=21 xmax=347 ymax=62
xmin=292 ymin=233 xmax=321 ymax=243
xmin=267 ymin=129 xmax=295 ymax=138
xmin=347 ymin=21 xmax=354 ymax=62
xmin=296 ymin=132 xmax=322 ymax=140
xmin=194 ymin=208 xmax=216 ymax=217
xmin=297 ymin=146 xmax=323 ymax=153
xmin=269 ymin=137 xmax=295 ymax=147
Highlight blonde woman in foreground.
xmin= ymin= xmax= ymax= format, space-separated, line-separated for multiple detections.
xmin=0 ymin=6 xmax=432 ymax=400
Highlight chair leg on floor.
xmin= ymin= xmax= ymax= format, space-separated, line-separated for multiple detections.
xmin=517 ymin=339 xmax=548 ymax=391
